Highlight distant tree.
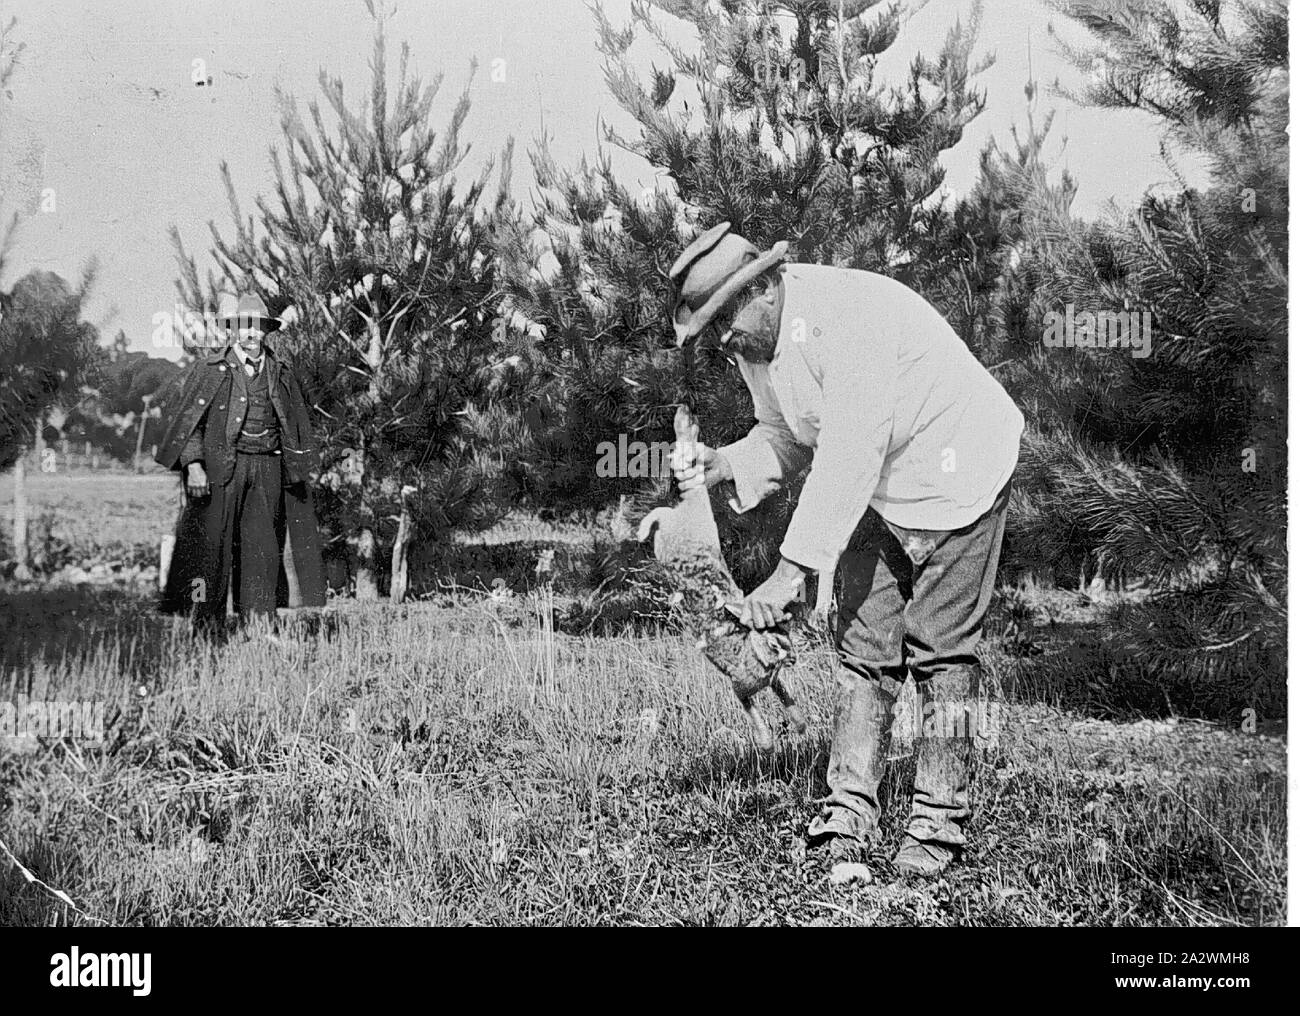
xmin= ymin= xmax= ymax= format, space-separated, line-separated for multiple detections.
xmin=92 ymin=349 xmax=182 ymax=416
xmin=0 ymin=270 xmax=100 ymax=469
xmin=75 ymin=349 xmax=183 ymax=466
xmin=0 ymin=270 xmax=99 ymax=577
xmin=106 ymin=328 xmax=130 ymax=360
xmin=173 ymin=5 xmax=524 ymax=599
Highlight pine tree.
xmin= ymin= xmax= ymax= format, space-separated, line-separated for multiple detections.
xmin=931 ymin=51 xmax=1101 ymax=588
xmin=0 ymin=270 xmax=99 ymax=580
xmin=999 ymin=0 xmax=1287 ymax=712
xmin=0 ymin=270 xmax=100 ymax=469
xmin=502 ymin=0 xmax=993 ymax=588
xmin=172 ymin=5 xmax=523 ymax=600
xmin=936 ymin=58 xmax=1078 ymax=358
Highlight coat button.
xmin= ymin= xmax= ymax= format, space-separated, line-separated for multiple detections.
xmin=198 ymin=398 xmax=206 ymax=405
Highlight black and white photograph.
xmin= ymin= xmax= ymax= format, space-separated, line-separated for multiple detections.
xmin=0 ymin=0 xmax=1290 ymax=961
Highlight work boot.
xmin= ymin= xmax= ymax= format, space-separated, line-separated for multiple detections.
xmin=900 ymin=663 xmax=980 ymax=867
xmin=893 ymin=834 xmax=958 ymax=877
xmin=806 ymin=665 xmax=900 ymax=849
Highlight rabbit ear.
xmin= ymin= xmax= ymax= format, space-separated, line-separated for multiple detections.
xmin=636 ymin=507 xmax=670 ymax=543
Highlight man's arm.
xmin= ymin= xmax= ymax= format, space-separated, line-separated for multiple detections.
xmin=179 ymin=414 xmax=205 ymax=469
xmin=180 ymin=408 xmax=210 ymax=499
xmin=716 ymin=363 xmax=812 ymax=513
xmin=778 ymin=342 xmax=893 ymax=575
xmin=279 ymin=368 xmax=321 ymax=484
xmin=153 ymin=361 xmax=206 ymax=471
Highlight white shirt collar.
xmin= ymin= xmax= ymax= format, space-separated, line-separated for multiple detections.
xmin=231 ymin=345 xmax=265 ymax=369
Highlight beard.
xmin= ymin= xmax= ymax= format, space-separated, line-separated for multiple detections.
xmin=725 ymin=327 xmax=777 ymax=364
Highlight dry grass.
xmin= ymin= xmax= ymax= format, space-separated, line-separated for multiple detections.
xmin=0 ymin=475 xmax=1285 ymax=926
xmin=0 ymin=471 xmax=179 ymax=570
xmin=0 ymin=583 xmax=1285 ymax=927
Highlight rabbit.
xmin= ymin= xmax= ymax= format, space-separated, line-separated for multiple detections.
xmin=638 ymin=405 xmax=806 ymax=750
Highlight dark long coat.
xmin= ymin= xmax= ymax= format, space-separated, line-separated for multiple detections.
xmin=154 ymin=346 xmax=327 ymax=614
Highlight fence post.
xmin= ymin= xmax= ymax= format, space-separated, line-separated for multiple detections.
xmin=158 ymin=534 xmax=175 ymax=592
xmin=11 ymin=452 xmax=31 ymax=579
xmin=134 ymin=394 xmax=153 ymax=472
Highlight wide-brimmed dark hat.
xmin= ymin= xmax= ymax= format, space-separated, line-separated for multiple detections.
xmin=670 ymin=222 xmax=789 ymax=347
xmin=218 ymin=292 xmax=282 ymax=333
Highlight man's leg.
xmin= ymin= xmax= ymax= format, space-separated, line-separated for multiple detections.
xmin=233 ymin=453 xmax=284 ymax=624
xmin=194 ymin=473 xmax=238 ymax=637
xmin=893 ymin=485 xmax=1009 ymax=874
xmin=808 ymin=510 xmax=910 ymax=847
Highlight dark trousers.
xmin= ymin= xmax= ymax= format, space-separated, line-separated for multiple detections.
xmin=200 ymin=452 xmax=285 ymax=624
xmin=822 ymin=484 xmax=1009 ymax=848
xmin=837 ymin=484 xmax=1009 ymax=680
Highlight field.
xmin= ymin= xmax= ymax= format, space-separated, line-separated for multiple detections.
xmin=0 ymin=473 xmax=1287 ymax=926
xmin=0 ymin=470 xmax=179 ymax=574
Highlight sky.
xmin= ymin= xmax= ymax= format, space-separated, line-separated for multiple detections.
xmin=0 ymin=0 xmax=1201 ymax=359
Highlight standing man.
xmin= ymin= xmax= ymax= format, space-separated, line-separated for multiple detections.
xmin=670 ymin=223 xmax=1024 ymax=876
xmin=156 ymin=291 xmax=326 ymax=634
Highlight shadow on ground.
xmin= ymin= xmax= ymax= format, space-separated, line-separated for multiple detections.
xmin=0 ymin=582 xmax=177 ymax=687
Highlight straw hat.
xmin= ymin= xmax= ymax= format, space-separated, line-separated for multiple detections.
xmin=669 ymin=222 xmax=789 ymax=346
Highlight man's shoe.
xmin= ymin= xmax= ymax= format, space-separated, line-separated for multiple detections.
xmin=804 ymin=824 xmax=884 ymax=889
xmin=824 ymin=835 xmax=873 ymax=865
xmin=892 ymin=834 xmax=958 ymax=877
xmin=806 ymin=805 xmax=882 ymax=872
xmin=807 ymin=805 xmax=876 ymax=848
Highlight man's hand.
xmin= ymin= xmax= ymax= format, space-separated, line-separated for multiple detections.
xmin=737 ymin=557 xmax=809 ymax=630
xmin=670 ymin=441 xmax=733 ymax=492
xmin=185 ymin=462 xmax=210 ymax=500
